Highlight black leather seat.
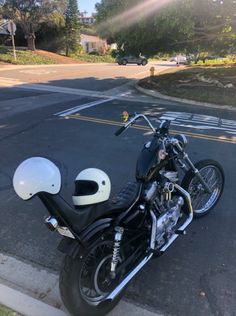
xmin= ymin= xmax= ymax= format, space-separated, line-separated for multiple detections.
xmin=74 ymin=182 xmax=141 ymax=232
xmin=40 ymin=182 xmax=141 ymax=234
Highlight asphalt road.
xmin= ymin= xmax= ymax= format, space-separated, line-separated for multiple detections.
xmin=0 ymin=62 xmax=236 ymax=316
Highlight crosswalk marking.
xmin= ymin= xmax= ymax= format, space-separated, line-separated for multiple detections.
xmin=159 ymin=111 xmax=236 ymax=135
xmin=54 ymin=98 xmax=115 ymax=117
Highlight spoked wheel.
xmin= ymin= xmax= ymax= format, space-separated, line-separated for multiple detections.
xmin=181 ymin=159 xmax=224 ymax=217
xmin=60 ymin=238 xmax=125 ymax=316
xmin=80 ymin=242 xmax=123 ymax=304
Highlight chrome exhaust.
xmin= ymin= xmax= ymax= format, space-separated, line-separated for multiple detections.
xmin=101 ymin=253 xmax=153 ymax=305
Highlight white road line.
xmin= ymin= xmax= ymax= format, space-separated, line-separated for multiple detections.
xmin=222 ymin=119 xmax=236 ymax=124
xmin=55 ymin=98 xmax=115 ymax=117
xmin=186 ymin=120 xmax=218 ymax=126
xmin=0 ymin=77 xmax=26 ymax=86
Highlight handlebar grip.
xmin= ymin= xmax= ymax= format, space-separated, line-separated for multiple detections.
xmin=115 ymin=125 xmax=126 ymax=136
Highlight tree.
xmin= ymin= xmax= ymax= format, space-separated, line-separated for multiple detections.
xmin=95 ymin=0 xmax=236 ymax=56
xmin=65 ymin=0 xmax=80 ymax=56
xmin=95 ymin=0 xmax=193 ymax=55
xmin=2 ymin=0 xmax=66 ymax=50
xmin=36 ymin=11 xmax=66 ymax=52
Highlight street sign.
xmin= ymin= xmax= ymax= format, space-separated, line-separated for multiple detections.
xmin=0 ymin=20 xmax=9 ymax=35
xmin=7 ymin=21 xmax=16 ymax=35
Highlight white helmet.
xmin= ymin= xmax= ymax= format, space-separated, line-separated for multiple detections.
xmin=72 ymin=168 xmax=111 ymax=206
xmin=13 ymin=157 xmax=61 ymax=200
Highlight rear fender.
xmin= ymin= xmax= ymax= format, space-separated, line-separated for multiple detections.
xmin=57 ymin=217 xmax=114 ymax=258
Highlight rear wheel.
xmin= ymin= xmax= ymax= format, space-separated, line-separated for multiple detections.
xmin=60 ymin=237 xmax=125 ymax=316
xmin=181 ymin=159 xmax=224 ymax=217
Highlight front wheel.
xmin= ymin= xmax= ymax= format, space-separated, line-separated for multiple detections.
xmin=59 ymin=238 xmax=125 ymax=316
xmin=181 ymin=159 xmax=224 ymax=217
xmin=141 ymin=59 xmax=148 ymax=66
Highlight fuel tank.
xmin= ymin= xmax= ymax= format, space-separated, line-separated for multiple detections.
xmin=136 ymin=136 xmax=167 ymax=182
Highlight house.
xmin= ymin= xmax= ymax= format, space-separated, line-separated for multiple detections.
xmin=78 ymin=12 xmax=95 ymax=25
xmin=78 ymin=16 xmax=95 ymax=25
xmin=80 ymin=34 xmax=108 ymax=54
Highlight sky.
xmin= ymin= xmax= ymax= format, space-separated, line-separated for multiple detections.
xmin=78 ymin=0 xmax=100 ymax=16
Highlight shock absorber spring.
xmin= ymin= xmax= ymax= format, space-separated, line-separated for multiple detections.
xmin=110 ymin=226 xmax=124 ymax=279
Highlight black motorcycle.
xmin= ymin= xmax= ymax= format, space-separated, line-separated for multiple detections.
xmin=13 ymin=112 xmax=224 ymax=316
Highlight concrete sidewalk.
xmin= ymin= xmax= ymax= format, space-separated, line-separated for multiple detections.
xmin=0 ymin=253 xmax=163 ymax=316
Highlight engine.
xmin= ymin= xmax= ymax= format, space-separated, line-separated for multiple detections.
xmin=143 ymin=180 xmax=184 ymax=249
xmin=154 ymin=195 xmax=184 ymax=248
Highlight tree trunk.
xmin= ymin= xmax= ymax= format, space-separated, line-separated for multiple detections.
xmin=66 ymin=45 xmax=69 ymax=56
xmin=27 ymin=33 xmax=36 ymax=51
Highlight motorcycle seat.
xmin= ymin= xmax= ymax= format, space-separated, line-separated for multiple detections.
xmin=109 ymin=181 xmax=141 ymax=211
xmin=39 ymin=182 xmax=141 ymax=235
xmin=75 ymin=182 xmax=141 ymax=232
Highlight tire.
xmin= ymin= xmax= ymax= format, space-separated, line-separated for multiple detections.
xmin=141 ymin=59 xmax=148 ymax=66
xmin=181 ymin=159 xmax=224 ymax=217
xmin=60 ymin=236 xmax=125 ymax=316
xmin=122 ymin=59 xmax=127 ymax=65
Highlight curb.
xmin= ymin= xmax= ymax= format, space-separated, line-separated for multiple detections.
xmin=0 ymin=284 xmax=67 ymax=316
xmin=135 ymin=83 xmax=236 ymax=112
xmin=0 ymin=253 xmax=163 ymax=316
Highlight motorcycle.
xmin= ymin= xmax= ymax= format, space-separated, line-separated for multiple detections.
xmin=13 ymin=112 xmax=224 ymax=316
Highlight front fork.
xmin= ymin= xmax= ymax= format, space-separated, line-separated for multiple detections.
xmin=178 ymin=152 xmax=212 ymax=194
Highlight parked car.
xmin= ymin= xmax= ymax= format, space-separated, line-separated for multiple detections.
xmin=116 ymin=54 xmax=148 ymax=66
xmin=170 ymin=55 xmax=187 ymax=64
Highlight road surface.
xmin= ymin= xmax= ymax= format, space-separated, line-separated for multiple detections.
xmin=0 ymin=62 xmax=235 ymax=316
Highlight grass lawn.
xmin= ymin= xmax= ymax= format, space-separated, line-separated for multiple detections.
xmin=0 ymin=46 xmax=115 ymax=64
xmin=0 ymin=46 xmax=56 ymax=65
xmin=0 ymin=305 xmax=21 ymax=316
xmin=139 ymin=64 xmax=236 ymax=106
xmin=72 ymin=53 xmax=115 ymax=63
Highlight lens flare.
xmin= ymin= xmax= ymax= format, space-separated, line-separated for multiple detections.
xmin=98 ymin=0 xmax=174 ymax=34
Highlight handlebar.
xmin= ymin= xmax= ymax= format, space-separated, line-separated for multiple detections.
xmin=115 ymin=125 xmax=126 ymax=136
xmin=114 ymin=112 xmax=187 ymax=153
xmin=114 ymin=113 xmax=156 ymax=136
